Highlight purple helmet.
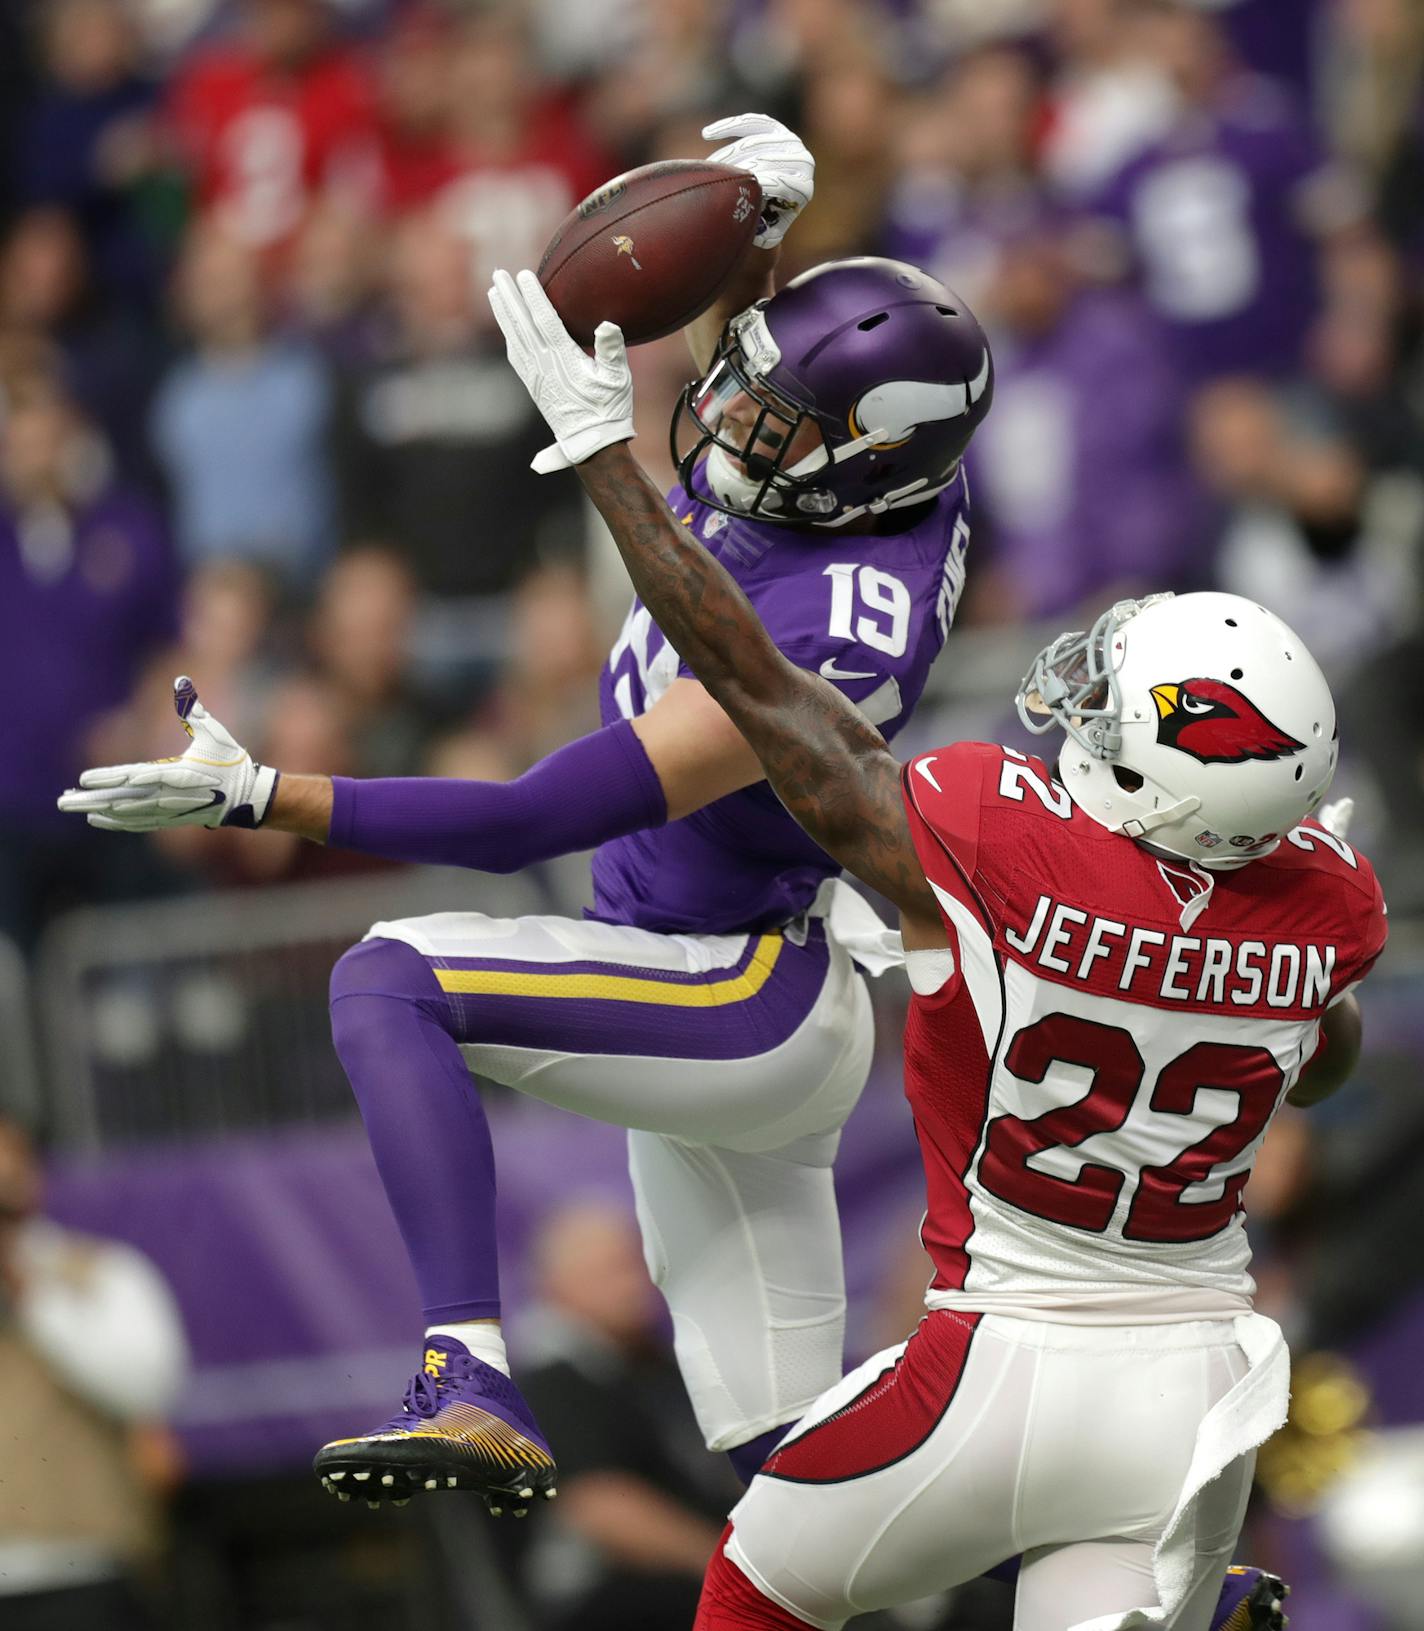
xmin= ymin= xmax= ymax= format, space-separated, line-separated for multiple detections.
xmin=670 ymin=257 xmax=993 ymax=528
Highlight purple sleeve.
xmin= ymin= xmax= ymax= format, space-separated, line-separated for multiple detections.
xmin=328 ymin=719 xmax=667 ymax=872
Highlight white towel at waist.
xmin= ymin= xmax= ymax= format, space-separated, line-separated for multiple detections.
xmin=808 ymin=877 xmax=904 ymax=977
xmin=1072 ymin=1312 xmax=1290 ymax=1631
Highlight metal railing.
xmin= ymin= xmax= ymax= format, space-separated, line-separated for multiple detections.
xmin=32 ymin=866 xmax=545 ymax=1149
xmin=0 ymin=931 xmax=40 ymax=1124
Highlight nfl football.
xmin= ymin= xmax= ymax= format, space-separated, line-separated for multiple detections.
xmin=538 ymin=161 xmax=762 ymax=347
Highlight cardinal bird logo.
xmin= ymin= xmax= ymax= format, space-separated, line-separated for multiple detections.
xmin=1150 ymin=679 xmax=1305 ymax=765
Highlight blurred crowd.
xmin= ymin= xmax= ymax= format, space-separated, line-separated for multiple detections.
xmin=5 ymin=0 xmax=1424 ymax=949
xmin=4 ymin=4 xmax=1424 ymax=1628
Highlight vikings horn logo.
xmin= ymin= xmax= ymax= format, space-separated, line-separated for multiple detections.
xmin=848 ymin=356 xmax=992 ymax=449
xmin=612 ymin=235 xmax=642 ymax=270
xmin=1150 ymin=679 xmax=1305 ymax=765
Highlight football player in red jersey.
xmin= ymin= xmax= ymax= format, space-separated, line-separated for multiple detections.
xmin=484 ymin=276 xmax=1384 ymax=1629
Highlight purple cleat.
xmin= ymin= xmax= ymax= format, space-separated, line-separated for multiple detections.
xmin=313 ymin=1337 xmax=558 ymax=1517
xmin=1212 ymin=1565 xmax=1289 ymax=1631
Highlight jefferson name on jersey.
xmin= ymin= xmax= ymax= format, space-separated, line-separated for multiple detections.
xmin=1006 ymin=888 xmax=1339 ymax=1015
xmin=909 ymin=741 xmax=1383 ymax=1026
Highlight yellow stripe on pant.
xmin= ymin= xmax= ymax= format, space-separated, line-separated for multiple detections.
xmin=434 ymin=934 xmax=784 ymax=1007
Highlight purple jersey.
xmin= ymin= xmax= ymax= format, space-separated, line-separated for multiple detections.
xmin=589 ymin=468 xmax=971 ymax=935
xmin=2 ymin=488 xmax=178 ymax=831
xmin=972 ymin=289 xmax=1202 ymax=618
xmin=880 ymin=177 xmax=1048 ymax=318
xmin=1089 ymin=76 xmax=1343 ymax=381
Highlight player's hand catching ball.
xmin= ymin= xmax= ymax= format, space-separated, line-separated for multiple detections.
xmin=703 ymin=113 xmax=815 ymax=249
xmin=57 ymin=677 xmax=278 ymax=831
xmin=488 ymin=268 xmax=634 ymax=474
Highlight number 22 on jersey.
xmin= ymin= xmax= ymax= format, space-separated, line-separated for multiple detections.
xmin=979 ymin=1015 xmax=1285 ymax=1243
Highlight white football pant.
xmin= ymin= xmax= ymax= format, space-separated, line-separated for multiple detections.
xmin=367 ymin=906 xmax=875 ymax=1449
xmin=728 ymin=1312 xmax=1255 ymax=1631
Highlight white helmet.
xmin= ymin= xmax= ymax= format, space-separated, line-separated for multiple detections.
xmin=1017 ymin=592 xmax=1338 ymax=868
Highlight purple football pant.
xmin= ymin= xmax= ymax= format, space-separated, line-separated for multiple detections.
xmin=329 ymin=908 xmax=874 ymax=1450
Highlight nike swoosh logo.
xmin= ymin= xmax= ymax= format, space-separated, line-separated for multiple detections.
xmin=820 ymin=657 xmax=877 ymax=682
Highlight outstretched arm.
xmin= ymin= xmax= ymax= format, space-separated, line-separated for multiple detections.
xmin=683 ymin=246 xmax=776 ymax=376
xmin=578 ymin=443 xmax=938 ymax=925
xmin=58 ymin=677 xmax=765 ymax=861
xmin=682 ymin=113 xmax=815 ymax=374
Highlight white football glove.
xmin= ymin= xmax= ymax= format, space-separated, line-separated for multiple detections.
xmin=1317 ymin=797 xmax=1355 ymax=840
xmin=488 ymin=267 xmax=634 ymax=475
xmin=704 ymin=112 xmax=815 ymax=250
xmin=57 ymin=677 xmax=278 ymax=832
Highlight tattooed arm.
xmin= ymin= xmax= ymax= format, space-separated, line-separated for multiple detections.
xmin=577 ymin=444 xmax=940 ymax=932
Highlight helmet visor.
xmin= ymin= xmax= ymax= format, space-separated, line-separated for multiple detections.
xmin=670 ymin=327 xmax=835 ymax=518
xmin=1017 ymin=594 xmax=1175 ymax=758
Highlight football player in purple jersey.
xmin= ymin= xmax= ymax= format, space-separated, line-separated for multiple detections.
xmin=61 ymin=115 xmax=992 ymax=1517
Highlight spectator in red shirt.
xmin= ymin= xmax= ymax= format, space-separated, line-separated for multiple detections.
xmin=434 ymin=9 xmax=614 ymax=287
xmin=167 ymin=0 xmax=378 ymax=251
xmin=370 ymin=5 xmax=460 ymax=217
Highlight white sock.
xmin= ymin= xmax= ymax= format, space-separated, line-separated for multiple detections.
xmin=424 ymin=1321 xmax=510 ymax=1377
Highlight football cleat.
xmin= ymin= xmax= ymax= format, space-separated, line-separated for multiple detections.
xmin=313 ymin=1337 xmax=558 ymax=1517
xmin=1212 ymin=1565 xmax=1289 ymax=1631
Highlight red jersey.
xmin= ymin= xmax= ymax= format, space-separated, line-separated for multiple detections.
xmin=433 ymin=98 xmax=614 ymax=285
xmin=170 ymin=45 xmax=378 ymax=246
xmin=373 ymin=123 xmax=459 ymax=215
xmin=900 ymin=741 xmax=1387 ymax=1320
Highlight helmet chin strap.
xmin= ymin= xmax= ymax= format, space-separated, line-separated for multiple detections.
xmin=1116 ymin=794 xmax=1201 ymax=839
xmin=705 ymin=435 xmax=960 ymax=527
xmin=1113 ymin=793 xmax=1220 ymax=930
xmin=705 ymin=446 xmax=782 ymax=513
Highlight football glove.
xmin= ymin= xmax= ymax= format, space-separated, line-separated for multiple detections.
xmin=488 ymin=268 xmax=634 ymax=474
xmin=57 ymin=676 xmax=279 ymax=831
xmin=703 ymin=113 xmax=815 ymax=250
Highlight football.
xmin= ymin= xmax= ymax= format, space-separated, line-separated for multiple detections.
xmin=538 ymin=160 xmax=762 ymax=347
